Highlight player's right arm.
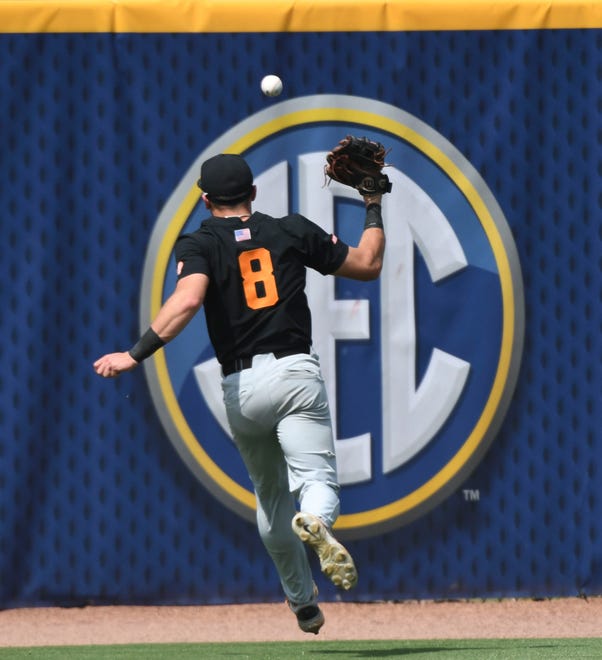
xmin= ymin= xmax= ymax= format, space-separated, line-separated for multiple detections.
xmin=93 ymin=273 xmax=208 ymax=378
xmin=333 ymin=194 xmax=385 ymax=281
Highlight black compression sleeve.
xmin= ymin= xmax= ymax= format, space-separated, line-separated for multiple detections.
xmin=364 ymin=203 xmax=384 ymax=230
xmin=128 ymin=328 xmax=166 ymax=363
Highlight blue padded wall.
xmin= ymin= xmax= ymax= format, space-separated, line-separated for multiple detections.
xmin=0 ymin=29 xmax=600 ymax=606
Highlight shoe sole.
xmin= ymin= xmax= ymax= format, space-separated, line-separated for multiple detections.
xmin=292 ymin=512 xmax=358 ymax=590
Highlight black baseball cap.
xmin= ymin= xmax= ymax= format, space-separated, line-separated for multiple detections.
xmin=197 ymin=154 xmax=254 ymax=201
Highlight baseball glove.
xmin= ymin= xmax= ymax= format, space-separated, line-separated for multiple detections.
xmin=325 ymin=135 xmax=392 ymax=196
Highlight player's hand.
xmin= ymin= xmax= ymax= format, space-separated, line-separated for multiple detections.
xmin=362 ymin=192 xmax=383 ymax=207
xmin=93 ymin=352 xmax=138 ymax=378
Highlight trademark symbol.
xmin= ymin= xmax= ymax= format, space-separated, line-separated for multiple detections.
xmin=463 ymin=489 xmax=480 ymax=502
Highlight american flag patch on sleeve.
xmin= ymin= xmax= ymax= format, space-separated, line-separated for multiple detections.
xmin=234 ymin=228 xmax=251 ymax=242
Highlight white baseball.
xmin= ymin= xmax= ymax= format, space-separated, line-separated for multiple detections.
xmin=261 ymin=74 xmax=283 ymax=97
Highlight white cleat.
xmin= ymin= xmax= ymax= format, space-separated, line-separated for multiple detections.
xmin=292 ymin=512 xmax=358 ymax=590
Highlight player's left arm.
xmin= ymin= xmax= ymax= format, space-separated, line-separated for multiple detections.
xmin=149 ymin=272 xmax=208 ymax=340
xmin=93 ymin=273 xmax=208 ymax=378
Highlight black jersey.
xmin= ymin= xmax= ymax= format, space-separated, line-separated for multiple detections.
xmin=174 ymin=211 xmax=349 ymax=364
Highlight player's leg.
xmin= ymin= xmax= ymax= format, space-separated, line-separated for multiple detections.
xmin=250 ymin=443 xmax=324 ymax=634
xmin=222 ymin=368 xmax=318 ymax=611
xmin=272 ymin=354 xmax=358 ymax=590
xmin=276 ymin=398 xmax=340 ymax=526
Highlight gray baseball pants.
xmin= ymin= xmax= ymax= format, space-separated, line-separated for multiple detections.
xmin=222 ymin=351 xmax=339 ymax=607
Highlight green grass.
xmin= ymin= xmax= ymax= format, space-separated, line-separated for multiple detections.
xmin=0 ymin=639 xmax=601 ymax=659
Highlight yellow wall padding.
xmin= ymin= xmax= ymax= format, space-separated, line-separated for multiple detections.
xmin=0 ymin=0 xmax=599 ymax=33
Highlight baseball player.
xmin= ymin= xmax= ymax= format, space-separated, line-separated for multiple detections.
xmin=94 ymin=152 xmax=386 ymax=634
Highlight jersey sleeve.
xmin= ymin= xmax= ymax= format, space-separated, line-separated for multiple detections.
xmin=174 ymin=232 xmax=211 ymax=279
xmin=292 ymin=215 xmax=349 ymax=275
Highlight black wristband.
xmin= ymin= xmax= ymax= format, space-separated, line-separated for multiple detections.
xmin=364 ymin=203 xmax=384 ymax=230
xmin=128 ymin=328 xmax=166 ymax=363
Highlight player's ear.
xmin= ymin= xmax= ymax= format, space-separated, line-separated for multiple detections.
xmin=250 ymin=185 xmax=257 ymax=202
xmin=202 ymin=193 xmax=212 ymax=209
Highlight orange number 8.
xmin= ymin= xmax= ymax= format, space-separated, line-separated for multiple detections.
xmin=238 ymin=248 xmax=279 ymax=310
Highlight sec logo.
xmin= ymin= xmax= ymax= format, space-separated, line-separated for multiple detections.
xmin=140 ymin=95 xmax=524 ymax=539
